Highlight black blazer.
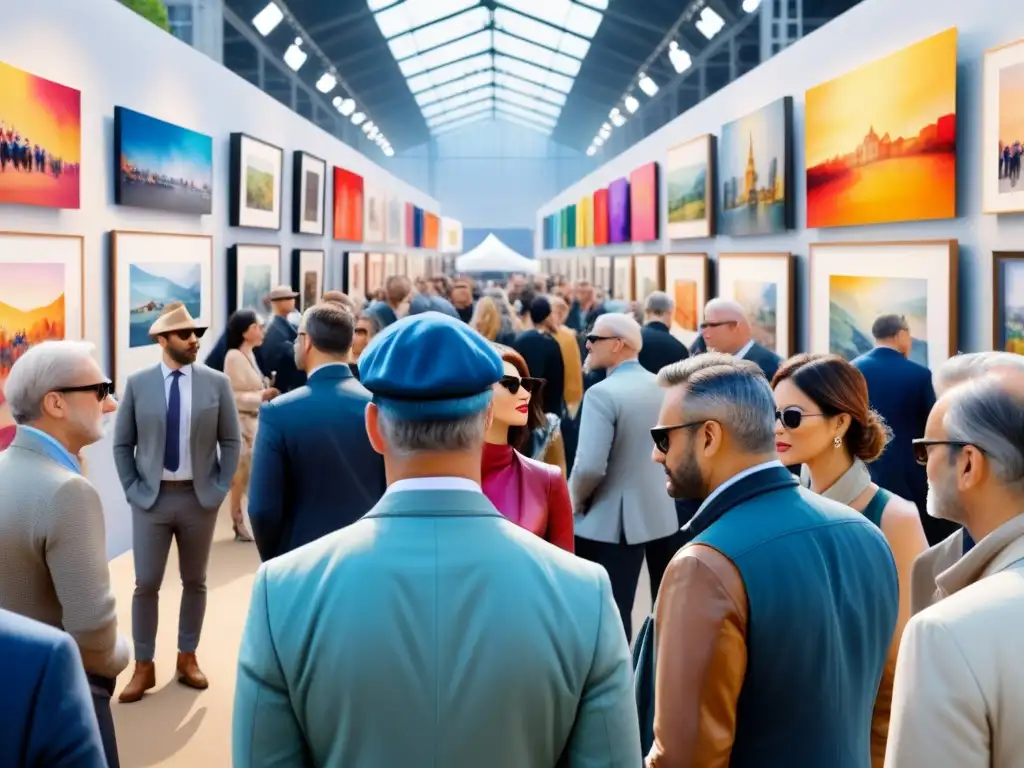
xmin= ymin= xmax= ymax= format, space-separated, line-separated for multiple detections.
xmin=638 ymin=322 xmax=689 ymax=376
xmin=742 ymin=342 xmax=783 ymax=382
xmin=261 ymin=315 xmax=306 ymax=393
xmin=512 ymin=329 xmax=565 ymax=416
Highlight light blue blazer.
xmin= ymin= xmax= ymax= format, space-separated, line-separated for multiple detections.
xmin=233 ymin=486 xmax=641 ymax=767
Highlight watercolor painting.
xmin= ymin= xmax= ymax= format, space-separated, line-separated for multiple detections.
xmin=129 ymin=262 xmax=201 ymax=348
xmin=246 ymin=156 xmax=275 ymax=211
xmin=242 ymin=264 xmax=273 ymax=322
xmin=673 ymin=281 xmax=698 ymax=331
xmin=829 ymin=274 xmax=929 ymax=365
xmin=230 ymin=133 xmax=282 ymax=229
xmin=805 ymin=28 xmax=957 ymax=228
xmin=0 ymin=60 xmax=81 ymax=208
xmin=998 ymin=61 xmax=1024 ymax=195
xmin=994 ymin=253 xmax=1024 ymax=353
xmin=663 ymin=254 xmax=707 ymax=346
xmin=734 ymin=279 xmax=778 ymax=350
xmin=667 ymin=135 xmax=714 ymax=239
xmin=719 ymin=98 xmax=792 ymax=236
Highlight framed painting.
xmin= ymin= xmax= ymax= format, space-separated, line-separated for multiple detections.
xmin=608 ymin=178 xmax=630 ymax=243
xmin=387 ymin=197 xmax=404 ymax=244
xmin=717 ymin=252 xmax=794 ymax=358
xmin=633 ymin=255 xmax=662 ymax=303
xmin=407 ymin=254 xmax=425 ymax=280
xmin=229 ymin=133 xmax=283 ymax=230
xmin=594 ymin=256 xmax=613 ymax=295
xmin=405 ymin=203 xmax=415 ymax=247
xmin=383 ymin=252 xmax=397 ymax=278
xmin=612 ymin=256 xmax=634 ymax=301
xmin=629 ymin=163 xmax=660 ymax=242
xmin=664 ymin=253 xmax=709 ymax=346
xmin=114 ymin=107 xmax=212 ymax=215
xmin=292 ymin=151 xmax=326 ymax=235
xmin=993 ymin=252 xmax=1024 ymax=352
xmin=0 ymin=61 xmax=81 ymax=209
xmin=666 ymin=135 xmax=715 ymax=239
xmin=806 ymin=28 xmax=957 ymax=228
xmin=346 ymin=252 xmax=366 ymax=298
xmin=291 ymin=249 xmax=325 ymax=311
xmin=593 ymin=189 xmax=609 ymax=245
xmin=809 ymin=240 xmax=957 ymax=370
xmin=719 ymin=98 xmax=793 ymax=236
xmin=227 ymin=244 xmax=281 ymax=323
xmin=0 ymin=233 xmax=84 ymax=451
xmin=333 ymin=166 xmax=364 ymax=241
xmin=397 ymin=253 xmax=408 ymax=277
xmin=364 ymin=183 xmax=387 ymax=243
xmin=110 ymin=231 xmax=213 ymax=394
xmin=983 ymin=38 xmax=1024 ymax=214
xmin=441 ymin=217 xmax=463 ymax=254
xmin=578 ymin=256 xmax=595 ymax=285
xmin=367 ymin=253 xmax=385 ymax=294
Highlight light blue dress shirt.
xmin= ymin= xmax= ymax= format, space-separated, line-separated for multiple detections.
xmin=16 ymin=426 xmax=81 ymax=475
xmin=160 ymin=362 xmax=193 ymax=481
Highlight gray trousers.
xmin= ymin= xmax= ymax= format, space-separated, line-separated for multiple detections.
xmin=131 ymin=485 xmax=218 ymax=661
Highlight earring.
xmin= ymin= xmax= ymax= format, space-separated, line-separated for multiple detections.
xmin=833 ymin=436 xmax=842 ymax=449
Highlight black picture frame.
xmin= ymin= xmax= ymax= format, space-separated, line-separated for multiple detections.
xmin=229 ymin=132 xmax=284 ymax=230
xmin=291 ymin=150 xmax=327 ymax=236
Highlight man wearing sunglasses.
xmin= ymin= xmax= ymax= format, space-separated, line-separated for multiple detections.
xmin=698 ymin=298 xmax=782 ymax=382
xmin=0 ymin=340 xmax=126 ymax=766
xmin=113 ymin=302 xmax=241 ymax=704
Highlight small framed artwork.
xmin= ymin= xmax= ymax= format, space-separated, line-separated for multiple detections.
xmin=397 ymin=253 xmax=408 ymax=277
xmin=983 ymin=38 xmax=1024 ymax=214
xmin=594 ymin=256 xmax=613 ymax=296
xmin=717 ymin=252 xmax=794 ymax=359
xmin=578 ymin=256 xmax=595 ymax=285
xmin=292 ymin=151 xmax=326 ymax=235
xmin=633 ymin=255 xmax=662 ymax=304
xmin=346 ymin=252 xmax=366 ymax=297
xmin=664 ymin=253 xmax=710 ymax=346
xmin=809 ymin=240 xmax=958 ymax=370
xmin=0 ymin=233 xmax=85 ymax=451
xmin=227 ymin=244 xmax=281 ymax=323
xmin=992 ymin=252 xmax=1024 ymax=352
xmin=407 ymin=254 xmax=425 ymax=280
xmin=666 ymin=135 xmax=715 ymax=239
xmin=229 ymin=133 xmax=283 ymax=230
xmin=367 ymin=253 xmax=385 ymax=294
xmin=110 ymin=231 xmax=213 ymax=394
xmin=383 ymin=252 xmax=397 ymax=278
xmin=387 ymin=198 xmax=404 ymax=244
xmin=612 ymin=256 xmax=634 ymax=301
xmin=292 ymin=249 xmax=325 ymax=311
xmin=364 ymin=184 xmax=387 ymax=243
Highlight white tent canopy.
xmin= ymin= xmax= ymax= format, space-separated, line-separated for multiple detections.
xmin=455 ymin=233 xmax=539 ymax=274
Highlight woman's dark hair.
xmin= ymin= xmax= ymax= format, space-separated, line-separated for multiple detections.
xmin=771 ymin=353 xmax=891 ymax=462
xmin=492 ymin=343 xmax=545 ymax=452
xmin=226 ymin=309 xmax=260 ymax=351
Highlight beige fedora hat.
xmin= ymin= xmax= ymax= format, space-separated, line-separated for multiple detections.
xmin=268 ymin=284 xmax=300 ymax=301
xmin=148 ymin=301 xmax=207 ymax=338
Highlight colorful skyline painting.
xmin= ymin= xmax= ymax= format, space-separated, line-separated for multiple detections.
xmin=806 ymin=28 xmax=957 ymax=228
xmin=0 ymin=61 xmax=81 ymax=209
xmin=128 ymin=262 xmax=201 ymax=348
xmin=998 ymin=61 xmax=1024 ymax=195
xmin=829 ymin=274 xmax=929 ymax=365
xmin=734 ymin=279 xmax=778 ymax=350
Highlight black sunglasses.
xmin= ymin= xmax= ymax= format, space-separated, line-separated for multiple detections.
xmin=911 ymin=438 xmax=980 ymax=466
xmin=585 ymin=334 xmax=619 ymax=344
xmin=56 ymin=381 xmax=113 ymax=401
xmin=775 ymin=407 xmax=826 ymax=430
xmin=164 ymin=328 xmax=206 ymax=342
xmin=699 ymin=320 xmax=737 ymax=330
xmin=651 ymin=420 xmax=706 ymax=454
xmin=499 ymin=376 xmax=542 ymax=395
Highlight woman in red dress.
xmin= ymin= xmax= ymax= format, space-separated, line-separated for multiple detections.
xmin=482 ymin=346 xmax=574 ymax=551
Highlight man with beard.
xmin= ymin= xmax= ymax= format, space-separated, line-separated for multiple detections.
xmin=642 ymin=353 xmax=897 ymax=767
xmin=113 ymin=302 xmax=241 ymax=704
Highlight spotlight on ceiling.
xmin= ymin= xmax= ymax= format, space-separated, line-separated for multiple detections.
xmin=283 ymin=38 xmax=307 ymax=72
xmin=316 ymin=73 xmax=337 ymax=93
xmin=351 ymin=111 xmax=366 ymax=125
xmin=668 ymin=41 xmax=692 ymax=73
xmin=338 ymin=98 xmax=356 ymax=116
xmin=624 ymin=95 xmax=639 ymax=114
xmin=638 ymin=74 xmax=658 ymax=97
xmin=252 ymin=2 xmax=283 ymax=36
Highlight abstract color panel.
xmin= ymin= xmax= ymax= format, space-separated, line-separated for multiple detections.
xmin=333 ymin=166 xmax=364 ymax=241
xmin=424 ymin=213 xmax=440 ymax=249
xmin=805 ymin=28 xmax=957 ymax=228
xmin=566 ymin=204 xmax=577 ymax=248
xmin=609 ymin=178 xmax=630 ymax=244
xmin=629 ymin=162 xmax=660 ymax=242
xmin=405 ymin=203 xmax=415 ymax=247
xmin=593 ymin=188 xmax=610 ymax=245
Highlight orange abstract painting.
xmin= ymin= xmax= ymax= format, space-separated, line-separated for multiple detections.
xmin=805 ymin=28 xmax=957 ymax=228
xmin=333 ymin=166 xmax=364 ymax=241
xmin=424 ymin=213 xmax=440 ymax=249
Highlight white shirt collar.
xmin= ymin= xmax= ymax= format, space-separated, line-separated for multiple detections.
xmin=693 ymin=460 xmax=784 ymax=518
xmin=160 ymin=361 xmax=192 ymax=379
xmin=384 ymin=477 xmax=482 ymax=497
xmin=735 ymin=340 xmax=755 ymax=359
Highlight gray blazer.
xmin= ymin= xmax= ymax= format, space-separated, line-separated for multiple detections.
xmin=569 ymin=359 xmax=677 ymax=544
xmin=112 ymin=363 xmax=241 ymax=511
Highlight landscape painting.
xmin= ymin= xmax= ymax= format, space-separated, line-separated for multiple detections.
xmin=828 ymin=274 xmax=929 ymax=365
xmin=230 ymin=133 xmax=283 ymax=229
xmin=334 ymin=166 xmax=364 ymax=241
xmin=718 ymin=252 xmax=792 ymax=357
xmin=667 ymin=135 xmax=714 ymax=239
xmin=663 ymin=253 xmax=707 ymax=346
xmin=805 ymin=28 xmax=957 ymax=228
xmin=0 ymin=60 xmax=81 ymax=209
xmin=734 ymin=279 xmax=778 ymax=351
xmin=242 ymin=265 xmax=272 ymax=321
xmin=629 ymin=163 xmax=660 ymax=242
xmin=114 ymin=107 xmax=213 ymax=215
xmin=983 ymin=39 xmax=1024 ymax=213
xmin=719 ymin=98 xmax=793 ymax=236
xmin=292 ymin=151 xmax=326 ymax=235
xmin=993 ymin=253 xmax=1024 ymax=352
xmin=228 ymin=244 xmax=280 ymax=320
xmin=129 ymin=262 xmax=202 ymax=348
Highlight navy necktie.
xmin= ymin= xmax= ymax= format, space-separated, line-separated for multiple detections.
xmin=164 ymin=370 xmax=183 ymax=472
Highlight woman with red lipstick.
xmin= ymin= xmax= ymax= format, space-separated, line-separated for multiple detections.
xmin=481 ymin=346 xmax=574 ymax=551
xmin=772 ymin=353 xmax=927 ymax=768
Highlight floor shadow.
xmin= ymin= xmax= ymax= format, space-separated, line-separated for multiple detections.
xmin=205 ymin=538 xmax=260 ymax=590
xmin=114 ymin=682 xmax=208 ymax=767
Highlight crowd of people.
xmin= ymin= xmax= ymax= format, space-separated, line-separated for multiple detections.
xmin=0 ymin=267 xmax=1022 ymax=768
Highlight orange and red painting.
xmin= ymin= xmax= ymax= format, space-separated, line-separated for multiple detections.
xmin=0 ymin=61 xmax=81 ymax=209
xmin=333 ymin=166 xmax=364 ymax=242
xmin=805 ymin=28 xmax=957 ymax=228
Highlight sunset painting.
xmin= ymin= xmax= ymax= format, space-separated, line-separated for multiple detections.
xmin=829 ymin=274 xmax=929 ymax=366
xmin=0 ymin=61 xmax=81 ymax=209
xmin=805 ymin=28 xmax=957 ymax=228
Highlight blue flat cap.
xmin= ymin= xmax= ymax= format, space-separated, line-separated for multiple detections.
xmin=359 ymin=311 xmax=504 ymax=421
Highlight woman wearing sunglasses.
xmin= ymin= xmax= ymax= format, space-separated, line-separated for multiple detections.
xmin=772 ymin=353 xmax=927 ymax=768
xmin=482 ymin=346 xmax=573 ymax=552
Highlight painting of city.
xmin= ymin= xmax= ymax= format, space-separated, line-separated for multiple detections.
xmin=129 ymin=262 xmax=202 ymax=348
xmin=667 ymin=135 xmax=714 ymax=240
xmin=718 ymin=97 xmax=792 ymax=236
xmin=230 ymin=133 xmax=282 ymax=229
xmin=829 ymin=274 xmax=929 ymax=365
xmin=114 ymin=107 xmax=213 ymax=215
xmin=994 ymin=253 xmax=1024 ymax=352
xmin=0 ymin=60 xmax=81 ymax=209
xmin=805 ymin=28 xmax=957 ymax=228
xmin=664 ymin=253 xmax=707 ymax=346
xmin=983 ymin=40 xmax=1024 ymax=214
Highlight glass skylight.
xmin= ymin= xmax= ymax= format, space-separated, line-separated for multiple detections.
xmin=368 ymin=0 xmax=605 ymax=135
xmin=434 ymin=112 xmax=493 ymax=136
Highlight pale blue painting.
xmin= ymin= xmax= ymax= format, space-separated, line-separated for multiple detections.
xmin=129 ymin=262 xmax=202 ymax=347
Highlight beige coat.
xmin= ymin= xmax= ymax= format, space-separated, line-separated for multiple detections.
xmin=885 ymin=514 xmax=1024 ymax=768
xmin=908 ymin=528 xmax=964 ymax=615
xmin=224 ymin=348 xmax=267 ymax=480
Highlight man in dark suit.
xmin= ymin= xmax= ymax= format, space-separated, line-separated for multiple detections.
xmin=260 ymin=285 xmax=306 ymax=393
xmin=0 ymin=608 xmax=107 ymax=767
xmin=512 ymin=295 xmax=565 ymax=417
xmin=638 ymin=291 xmax=689 ymax=376
xmin=852 ymin=314 xmax=942 ymax=542
xmin=699 ymin=298 xmax=782 ymax=381
xmin=248 ymin=303 xmax=387 ymax=561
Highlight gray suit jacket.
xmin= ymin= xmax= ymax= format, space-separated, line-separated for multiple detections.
xmin=112 ymin=363 xmax=241 ymax=510
xmin=569 ymin=359 xmax=677 ymax=544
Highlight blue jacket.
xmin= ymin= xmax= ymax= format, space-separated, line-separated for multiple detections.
xmin=248 ymin=363 xmax=386 ymax=560
xmin=0 ymin=608 xmax=107 ymax=767
xmin=260 ymin=315 xmax=306 ymax=393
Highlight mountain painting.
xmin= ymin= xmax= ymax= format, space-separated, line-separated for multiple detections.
xmin=829 ymin=274 xmax=928 ymax=366
xmin=129 ymin=262 xmax=202 ymax=348
xmin=734 ymin=279 xmax=778 ymax=351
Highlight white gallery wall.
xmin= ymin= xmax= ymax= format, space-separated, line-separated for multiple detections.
xmin=0 ymin=0 xmax=440 ymax=558
xmin=537 ymin=0 xmax=1024 ymax=355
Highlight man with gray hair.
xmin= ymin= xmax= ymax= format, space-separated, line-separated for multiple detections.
xmin=638 ymin=291 xmax=689 ymax=376
xmin=0 ymin=341 xmax=128 ymax=766
xmin=639 ymin=353 xmax=897 ymax=766
xmin=233 ymin=312 xmax=640 ymax=767
xmin=699 ymin=298 xmax=782 ymax=380
xmin=887 ymin=370 xmax=1024 ymax=767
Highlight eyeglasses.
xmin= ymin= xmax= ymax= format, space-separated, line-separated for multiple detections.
xmin=353 ymin=328 xmax=368 ymax=336
xmin=55 ymin=381 xmax=113 ymax=401
xmin=911 ymin=438 xmax=980 ymax=466
xmin=499 ymin=376 xmax=542 ymax=395
xmin=699 ymin=321 xmax=737 ymax=330
xmin=585 ymin=334 xmax=619 ymax=344
xmin=164 ymin=328 xmax=205 ymax=342
xmin=651 ymin=420 xmax=706 ymax=454
xmin=775 ymin=407 xmax=826 ymax=430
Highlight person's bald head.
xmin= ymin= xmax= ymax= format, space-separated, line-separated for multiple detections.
xmin=701 ymin=298 xmax=750 ymax=354
xmin=587 ymin=312 xmax=642 ymax=371
xmin=644 ymin=291 xmax=674 ymax=324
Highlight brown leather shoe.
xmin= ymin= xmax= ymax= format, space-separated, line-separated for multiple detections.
xmin=118 ymin=661 xmax=156 ymax=703
xmin=176 ymin=652 xmax=209 ymax=690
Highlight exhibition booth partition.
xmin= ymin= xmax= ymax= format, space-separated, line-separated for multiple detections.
xmin=537 ymin=0 xmax=1024 ymax=367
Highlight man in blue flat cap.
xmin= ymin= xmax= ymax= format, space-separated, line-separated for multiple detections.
xmin=232 ymin=311 xmax=641 ymax=768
